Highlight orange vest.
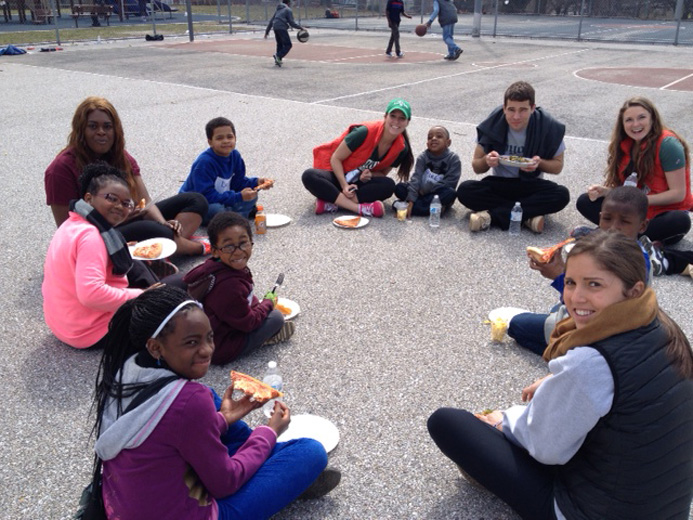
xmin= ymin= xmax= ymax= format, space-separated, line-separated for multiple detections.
xmin=618 ymin=129 xmax=693 ymax=219
xmin=312 ymin=120 xmax=406 ymax=173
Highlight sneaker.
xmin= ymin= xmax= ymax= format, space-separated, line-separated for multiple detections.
xmin=192 ymin=235 xmax=212 ymax=255
xmin=147 ymin=259 xmax=179 ymax=279
xmin=315 ymin=199 xmax=338 ymax=215
xmin=264 ymin=320 xmax=296 ymax=346
xmin=298 ymin=467 xmax=341 ymax=500
xmin=570 ymin=225 xmax=594 ymax=239
xmin=396 ymin=51 xmax=404 ymax=58
xmin=358 ymin=200 xmax=384 ymax=218
xmin=640 ymin=235 xmax=663 ymax=276
xmin=524 ymin=215 xmax=545 ymax=234
xmin=443 ymin=54 xmax=453 ymax=60
xmin=385 ymin=51 xmax=393 ymax=57
xmin=469 ymin=210 xmax=491 ymax=232
xmin=273 ymin=54 xmax=281 ymax=67
xmin=451 ymin=48 xmax=463 ymax=60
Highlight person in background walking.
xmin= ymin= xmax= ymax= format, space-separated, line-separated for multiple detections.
xmin=385 ymin=0 xmax=411 ymax=58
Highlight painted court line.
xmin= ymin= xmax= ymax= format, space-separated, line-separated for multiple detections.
xmin=312 ymin=48 xmax=590 ymax=104
xmin=661 ymin=71 xmax=693 ymax=90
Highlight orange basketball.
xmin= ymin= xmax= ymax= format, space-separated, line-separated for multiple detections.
xmin=415 ymin=24 xmax=427 ymax=37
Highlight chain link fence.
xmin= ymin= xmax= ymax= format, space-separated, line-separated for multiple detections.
xmin=1 ymin=0 xmax=691 ymax=45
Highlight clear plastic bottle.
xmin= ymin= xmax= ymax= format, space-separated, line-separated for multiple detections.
xmin=429 ymin=194 xmax=441 ymax=228
xmin=623 ymin=172 xmax=638 ymax=187
xmin=255 ymin=204 xmax=267 ymax=235
xmin=509 ymin=201 xmax=522 ymax=236
xmin=262 ymin=361 xmax=283 ymax=417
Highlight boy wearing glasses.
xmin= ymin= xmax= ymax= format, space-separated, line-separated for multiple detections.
xmin=183 ymin=211 xmax=295 ymax=365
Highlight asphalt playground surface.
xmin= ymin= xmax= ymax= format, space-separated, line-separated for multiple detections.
xmin=1 ymin=29 xmax=692 ymax=519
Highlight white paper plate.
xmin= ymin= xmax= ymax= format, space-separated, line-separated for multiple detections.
xmin=266 ymin=213 xmax=292 ymax=228
xmin=332 ymin=216 xmax=369 ymax=229
xmin=499 ymin=156 xmax=534 ymax=168
xmin=128 ymin=237 xmax=177 ymax=260
xmin=277 ymin=297 xmax=300 ymax=320
xmin=488 ymin=307 xmax=531 ymax=322
xmin=277 ymin=414 xmax=340 ymax=453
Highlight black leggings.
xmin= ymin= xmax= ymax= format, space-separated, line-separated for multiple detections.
xmin=428 ymin=408 xmax=557 ymax=520
xmin=117 ymin=192 xmax=208 ymax=243
xmin=302 ymin=168 xmax=396 ymax=204
xmin=575 ymin=192 xmax=691 ymax=244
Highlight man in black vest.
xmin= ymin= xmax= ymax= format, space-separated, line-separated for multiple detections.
xmin=458 ymin=81 xmax=570 ymax=233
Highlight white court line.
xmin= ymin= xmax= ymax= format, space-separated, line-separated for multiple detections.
xmin=661 ymin=71 xmax=693 ymax=90
xmin=312 ymin=48 xmax=591 ymax=104
xmin=7 ymin=60 xmax=607 ymax=144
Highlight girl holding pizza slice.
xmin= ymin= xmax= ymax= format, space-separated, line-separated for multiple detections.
xmin=45 ymin=97 xmax=210 ymax=256
xmin=91 ymin=285 xmax=340 ymax=519
xmin=428 ymin=231 xmax=693 ymax=520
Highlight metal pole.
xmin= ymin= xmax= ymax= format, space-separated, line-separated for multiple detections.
xmin=50 ymin=0 xmax=60 ymax=45
xmin=674 ymin=0 xmax=683 ymax=45
xmin=227 ymin=0 xmax=232 ymax=32
xmin=492 ymin=0 xmax=498 ymax=37
xmin=419 ymin=0 xmax=424 ymax=23
xmin=297 ymin=0 xmax=301 ymax=23
xmin=246 ymin=0 xmax=249 ymax=23
xmin=216 ymin=0 xmax=220 ymax=21
xmin=577 ymin=0 xmax=585 ymax=41
xmin=472 ymin=0 xmax=481 ymax=36
xmin=150 ymin=0 xmax=158 ymax=35
xmin=185 ymin=0 xmax=194 ymax=41
xmin=355 ymin=0 xmax=358 ymax=29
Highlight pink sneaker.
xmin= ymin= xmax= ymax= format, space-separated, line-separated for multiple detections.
xmin=315 ymin=199 xmax=338 ymax=215
xmin=358 ymin=201 xmax=384 ymax=218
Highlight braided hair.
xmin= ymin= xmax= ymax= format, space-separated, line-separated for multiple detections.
xmin=92 ymin=286 xmax=199 ymax=439
xmin=78 ymin=161 xmax=128 ymax=199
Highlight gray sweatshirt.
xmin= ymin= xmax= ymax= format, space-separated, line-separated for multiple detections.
xmin=407 ymin=148 xmax=461 ymax=202
xmin=266 ymin=3 xmax=302 ymax=33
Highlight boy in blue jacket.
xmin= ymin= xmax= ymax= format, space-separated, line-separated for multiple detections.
xmin=180 ymin=117 xmax=272 ymax=223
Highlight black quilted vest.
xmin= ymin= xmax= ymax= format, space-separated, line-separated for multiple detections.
xmin=555 ymin=320 xmax=693 ymax=519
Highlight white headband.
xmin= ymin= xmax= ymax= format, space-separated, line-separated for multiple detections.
xmin=151 ymin=300 xmax=203 ymax=339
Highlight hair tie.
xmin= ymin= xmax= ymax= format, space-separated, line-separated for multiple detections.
xmin=151 ymin=300 xmax=202 ymax=339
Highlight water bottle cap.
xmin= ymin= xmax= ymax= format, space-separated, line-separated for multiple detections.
xmin=268 ymin=361 xmax=277 ymax=369
xmin=257 ymin=205 xmax=264 ymax=211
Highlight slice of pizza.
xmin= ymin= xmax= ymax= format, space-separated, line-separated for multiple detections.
xmin=335 ymin=217 xmax=361 ymax=228
xmin=230 ymin=371 xmax=283 ymax=402
xmin=526 ymin=237 xmax=575 ymax=264
xmin=133 ymin=241 xmax=163 ymax=259
xmin=137 ymin=198 xmax=146 ymax=210
xmin=254 ymin=179 xmax=275 ymax=191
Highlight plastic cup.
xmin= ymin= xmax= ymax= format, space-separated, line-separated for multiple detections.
xmin=394 ymin=201 xmax=408 ymax=222
xmin=490 ymin=318 xmax=508 ymax=342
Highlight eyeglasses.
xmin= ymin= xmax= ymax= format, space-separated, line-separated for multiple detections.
xmin=98 ymin=193 xmax=135 ymax=210
xmin=216 ymin=241 xmax=253 ymax=254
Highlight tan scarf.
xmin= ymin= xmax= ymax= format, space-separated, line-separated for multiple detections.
xmin=543 ymin=288 xmax=658 ymax=361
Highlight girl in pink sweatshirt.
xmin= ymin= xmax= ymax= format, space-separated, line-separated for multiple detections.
xmin=42 ymin=163 xmax=143 ymax=349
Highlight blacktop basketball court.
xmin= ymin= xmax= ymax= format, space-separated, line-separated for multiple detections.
xmin=1 ymin=27 xmax=692 ymax=519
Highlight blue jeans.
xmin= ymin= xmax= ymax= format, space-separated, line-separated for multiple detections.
xmin=442 ymin=23 xmax=459 ymax=56
xmin=209 ymin=390 xmax=328 ymax=520
xmin=508 ymin=312 xmax=550 ymax=356
xmin=205 ymin=198 xmax=257 ymax=224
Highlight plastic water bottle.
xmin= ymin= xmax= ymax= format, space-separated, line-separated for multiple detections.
xmin=623 ymin=172 xmax=638 ymax=187
xmin=429 ymin=194 xmax=441 ymax=228
xmin=509 ymin=201 xmax=522 ymax=235
xmin=262 ymin=361 xmax=283 ymax=417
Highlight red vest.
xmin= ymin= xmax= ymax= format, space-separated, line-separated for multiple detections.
xmin=618 ymin=129 xmax=693 ymax=219
xmin=312 ymin=120 xmax=406 ymax=173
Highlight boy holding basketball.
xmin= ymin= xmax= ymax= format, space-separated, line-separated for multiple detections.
xmin=265 ymin=0 xmax=305 ymax=67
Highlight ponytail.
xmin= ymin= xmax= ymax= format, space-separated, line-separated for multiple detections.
xmin=396 ymin=129 xmax=414 ymax=182
xmin=658 ymin=310 xmax=693 ymax=379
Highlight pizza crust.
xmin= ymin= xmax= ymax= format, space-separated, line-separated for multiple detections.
xmin=230 ymin=371 xmax=283 ymax=402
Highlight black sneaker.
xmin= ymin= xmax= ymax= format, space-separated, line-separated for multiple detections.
xmin=273 ymin=54 xmax=282 ymax=67
xmin=451 ymin=48 xmax=463 ymax=60
xmin=298 ymin=467 xmax=341 ymax=499
xmin=443 ymin=54 xmax=453 ymax=60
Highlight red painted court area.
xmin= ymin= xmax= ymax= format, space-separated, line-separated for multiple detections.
xmin=576 ymin=67 xmax=693 ymax=91
xmin=165 ymin=38 xmax=443 ymax=63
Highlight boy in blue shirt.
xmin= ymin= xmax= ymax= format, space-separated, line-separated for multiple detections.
xmin=180 ymin=117 xmax=272 ymax=223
